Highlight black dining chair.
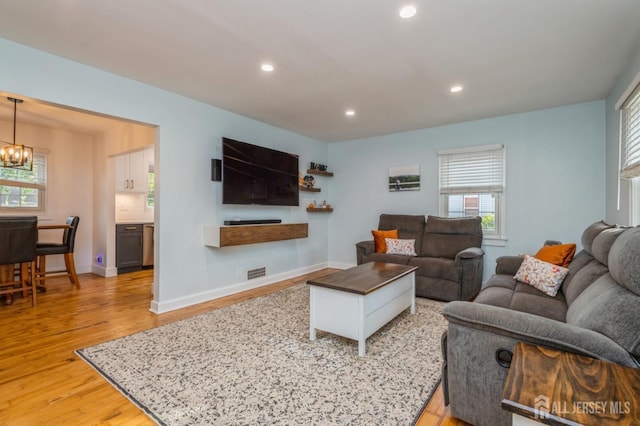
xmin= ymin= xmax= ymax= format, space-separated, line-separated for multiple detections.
xmin=0 ymin=216 xmax=37 ymax=306
xmin=35 ymin=216 xmax=81 ymax=289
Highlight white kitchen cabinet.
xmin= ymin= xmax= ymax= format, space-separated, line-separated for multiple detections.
xmin=114 ymin=150 xmax=148 ymax=193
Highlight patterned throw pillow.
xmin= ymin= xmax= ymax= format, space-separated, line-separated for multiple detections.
xmin=514 ymin=255 xmax=569 ymax=297
xmin=385 ymin=238 xmax=417 ymax=256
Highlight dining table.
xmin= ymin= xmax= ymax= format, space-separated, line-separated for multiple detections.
xmin=1 ymin=222 xmax=71 ymax=304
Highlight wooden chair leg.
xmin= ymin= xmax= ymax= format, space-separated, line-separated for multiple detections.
xmin=28 ymin=261 xmax=36 ymax=307
xmin=20 ymin=262 xmax=29 ymax=299
xmin=64 ymin=253 xmax=81 ymax=289
xmin=37 ymin=255 xmax=46 ymax=289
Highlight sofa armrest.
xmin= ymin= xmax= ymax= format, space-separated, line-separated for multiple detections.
xmin=495 ymin=255 xmax=524 ymax=275
xmin=442 ymin=301 xmax=638 ymax=366
xmin=455 ymin=247 xmax=484 ymax=300
xmin=455 ymin=246 xmax=484 ymax=261
xmin=355 ymin=240 xmax=375 ymax=265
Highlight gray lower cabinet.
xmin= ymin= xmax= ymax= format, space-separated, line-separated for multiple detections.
xmin=116 ymin=224 xmax=143 ymax=274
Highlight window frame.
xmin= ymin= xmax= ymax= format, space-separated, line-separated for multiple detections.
xmin=0 ymin=150 xmax=48 ymax=214
xmin=620 ymin=82 xmax=640 ymax=180
xmin=438 ymin=144 xmax=506 ymax=245
xmin=617 ymin=74 xmax=640 ymax=224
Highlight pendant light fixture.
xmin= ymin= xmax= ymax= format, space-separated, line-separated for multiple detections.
xmin=0 ymin=97 xmax=34 ymax=171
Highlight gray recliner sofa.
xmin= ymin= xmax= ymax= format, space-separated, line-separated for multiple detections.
xmin=441 ymin=221 xmax=640 ymax=426
xmin=356 ymin=214 xmax=484 ymax=301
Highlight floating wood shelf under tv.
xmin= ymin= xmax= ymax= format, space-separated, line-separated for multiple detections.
xmin=204 ymin=223 xmax=308 ymax=247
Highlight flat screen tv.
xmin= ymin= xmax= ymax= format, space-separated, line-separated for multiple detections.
xmin=222 ymin=137 xmax=299 ymax=206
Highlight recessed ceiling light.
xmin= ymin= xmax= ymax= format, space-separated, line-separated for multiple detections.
xmin=345 ymin=109 xmax=356 ymax=117
xmin=261 ymin=63 xmax=274 ymax=72
xmin=450 ymin=85 xmax=463 ymax=93
xmin=399 ymin=5 xmax=417 ymax=19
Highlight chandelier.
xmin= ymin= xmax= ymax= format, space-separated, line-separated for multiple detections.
xmin=0 ymin=97 xmax=34 ymax=171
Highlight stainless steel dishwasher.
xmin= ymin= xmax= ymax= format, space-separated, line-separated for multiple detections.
xmin=143 ymin=224 xmax=154 ymax=267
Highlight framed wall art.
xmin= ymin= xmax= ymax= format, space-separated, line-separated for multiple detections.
xmin=388 ymin=164 xmax=420 ymax=191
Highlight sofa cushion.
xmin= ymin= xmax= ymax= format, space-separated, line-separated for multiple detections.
xmin=581 ymin=220 xmax=615 ymax=256
xmin=372 ymin=229 xmax=398 ymax=253
xmin=361 ymin=252 xmax=412 ymax=265
xmin=591 ymin=227 xmax=626 ymax=266
xmin=608 ymin=227 xmax=640 ymax=296
xmin=563 ymin=259 xmax=609 ymax=306
xmin=509 ymin=286 xmax=568 ymax=322
xmin=378 ymin=214 xmax=425 ymax=255
xmin=409 ymin=256 xmax=459 ymax=282
xmin=535 ymin=243 xmax=576 ymax=267
xmin=514 ymin=255 xmax=569 ymax=297
xmin=473 ymin=284 xmax=516 ymax=308
xmin=566 ymin=274 xmax=640 ymax=357
xmin=475 ymin=277 xmax=568 ymax=321
xmin=421 ymin=215 xmax=482 ymax=259
xmin=559 ymin=250 xmax=594 ymax=294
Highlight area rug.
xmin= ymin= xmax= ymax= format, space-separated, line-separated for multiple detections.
xmin=76 ymin=284 xmax=447 ymax=425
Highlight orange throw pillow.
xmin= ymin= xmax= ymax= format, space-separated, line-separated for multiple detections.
xmin=535 ymin=243 xmax=576 ymax=267
xmin=372 ymin=229 xmax=399 ymax=253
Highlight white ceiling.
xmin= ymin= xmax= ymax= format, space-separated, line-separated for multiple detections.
xmin=0 ymin=0 xmax=639 ymax=142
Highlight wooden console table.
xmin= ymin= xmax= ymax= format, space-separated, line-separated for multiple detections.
xmin=502 ymin=343 xmax=640 ymax=425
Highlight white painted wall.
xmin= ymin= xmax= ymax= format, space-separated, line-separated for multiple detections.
xmin=0 ymin=119 xmax=95 ymax=274
xmin=0 ymin=37 xmax=329 ymax=312
xmin=605 ymin=44 xmax=640 ymax=225
xmin=327 ymin=101 xmax=606 ymax=281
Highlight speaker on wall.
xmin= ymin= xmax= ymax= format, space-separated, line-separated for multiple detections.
xmin=211 ymin=158 xmax=222 ymax=181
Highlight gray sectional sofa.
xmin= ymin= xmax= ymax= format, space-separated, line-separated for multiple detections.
xmin=356 ymin=214 xmax=484 ymax=301
xmin=441 ymin=221 xmax=640 ymax=426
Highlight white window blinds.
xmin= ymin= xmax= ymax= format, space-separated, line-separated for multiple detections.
xmin=439 ymin=144 xmax=505 ymax=194
xmin=621 ymin=83 xmax=640 ymax=179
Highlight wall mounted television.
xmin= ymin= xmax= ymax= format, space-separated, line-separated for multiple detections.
xmin=222 ymin=137 xmax=299 ymax=206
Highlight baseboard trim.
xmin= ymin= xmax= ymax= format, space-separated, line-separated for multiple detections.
xmin=327 ymin=261 xmax=354 ymax=270
xmin=91 ymin=265 xmax=118 ymax=277
xmin=149 ymin=262 xmax=329 ymax=314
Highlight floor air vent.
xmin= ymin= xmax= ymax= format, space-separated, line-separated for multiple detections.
xmin=247 ymin=267 xmax=266 ymax=280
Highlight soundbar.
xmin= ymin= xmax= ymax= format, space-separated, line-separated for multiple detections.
xmin=224 ymin=219 xmax=282 ymax=226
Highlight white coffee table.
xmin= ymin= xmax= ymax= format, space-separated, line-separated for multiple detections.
xmin=307 ymin=262 xmax=417 ymax=356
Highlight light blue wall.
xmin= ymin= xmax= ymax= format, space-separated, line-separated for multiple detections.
xmin=328 ymin=101 xmax=606 ymax=281
xmin=606 ymin=44 xmax=640 ymax=225
xmin=0 ymin=38 xmax=329 ymax=309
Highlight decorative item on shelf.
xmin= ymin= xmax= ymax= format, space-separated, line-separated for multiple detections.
xmin=0 ymin=97 xmax=33 ymax=171
xmin=302 ymin=175 xmax=315 ymax=188
xmin=310 ymin=162 xmax=328 ymax=172
xmin=306 ymin=199 xmax=333 ymax=212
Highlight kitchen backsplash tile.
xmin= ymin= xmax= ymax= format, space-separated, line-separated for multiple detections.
xmin=115 ymin=193 xmax=153 ymax=223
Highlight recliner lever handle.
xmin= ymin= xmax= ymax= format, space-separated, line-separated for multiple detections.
xmin=495 ymin=348 xmax=513 ymax=368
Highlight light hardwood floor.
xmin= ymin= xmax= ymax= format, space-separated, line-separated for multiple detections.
xmin=0 ymin=269 xmax=469 ymax=425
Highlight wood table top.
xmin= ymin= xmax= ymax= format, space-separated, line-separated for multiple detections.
xmin=37 ymin=224 xmax=71 ymax=230
xmin=307 ymin=262 xmax=417 ymax=295
xmin=501 ymin=343 xmax=640 ymax=426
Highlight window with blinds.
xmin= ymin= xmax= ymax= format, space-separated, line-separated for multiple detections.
xmin=621 ymin=83 xmax=640 ymax=179
xmin=439 ymin=144 xmax=505 ymax=236
xmin=0 ymin=152 xmax=47 ymax=212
